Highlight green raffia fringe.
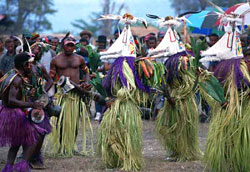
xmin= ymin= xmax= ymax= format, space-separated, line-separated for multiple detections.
xmin=156 ymin=95 xmax=202 ymax=161
xmin=155 ymin=58 xmax=202 ymax=161
xmin=45 ymin=89 xmax=93 ymax=157
xmin=97 ymin=60 xmax=143 ymax=171
xmin=204 ymin=61 xmax=250 ymax=172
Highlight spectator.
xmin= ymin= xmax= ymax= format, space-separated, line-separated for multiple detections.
xmin=50 ymin=37 xmax=60 ymax=54
xmin=95 ymin=35 xmax=108 ymax=121
xmin=0 ymin=38 xmax=7 ymax=61
xmin=0 ymin=39 xmax=16 ymax=74
xmin=10 ymin=35 xmax=20 ymax=50
xmin=145 ymin=35 xmax=157 ymax=55
xmin=76 ymin=38 xmax=90 ymax=68
xmin=208 ymin=33 xmax=219 ymax=47
xmin=96 ymin=35 xmax=107 ymax=52
xmin=109 ymin=29 xmax=120 ymax=46
xmin=157 ymin=31 xmax=165 ymax=44
xmin=79 ymin=30 xmax=95 ymax=49
xmin=96 ymin=35 xmax=108 ymax=71
xmin=40 ymin=44 xmax=56 ymax=73
xmin=79 ymin=38 xmax=89 ymax=46
xmin=80 ymin=30 xmax=92 ymax=41
xmin=202 ymin=33 xmax=219 ymax=71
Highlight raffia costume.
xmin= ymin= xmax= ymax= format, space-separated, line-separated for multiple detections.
xmin=145 ymin=21 xmax=203 ymax=160
xmin=46 ymin=68 xmax=93 ymax=157
xmin=47 ymin=89 xmax=92 ymax=157
xmin=97 ymin=15 xmax=149 ymax=171
xmin=147 ymin=20 xmax=225 ymax=161
xmin=156 ymin=52 xmax=203 ymax=161
xmin=201 ymin=29 xmax=250 ymax=171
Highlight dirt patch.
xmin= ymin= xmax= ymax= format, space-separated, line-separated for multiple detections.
xmin=0 ymin=121 xmax=208 ymax=172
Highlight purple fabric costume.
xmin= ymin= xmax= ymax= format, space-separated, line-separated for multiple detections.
xmin=36 ymin=112 xmax=52 ymax=135
xmin=13 ymin=160 xmax=30 ymax=172
xmin=1 ymin=164 xmax=13 ymax=172
xmin=0 ymin=106 xmax=45 ymax=147
xmin=2 ymin=159 xmax=31 ymax=172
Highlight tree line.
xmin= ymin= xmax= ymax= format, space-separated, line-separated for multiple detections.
xmin=0 ymin=0 xmax=244 ymax=35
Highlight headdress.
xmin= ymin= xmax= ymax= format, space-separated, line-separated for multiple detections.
xmin=97 ymin=13 xmax=147 ymax=60
xmin=97 ymin=13 xmax=150 ymax=93
xmin=146 ymin=13 xmax=192 ymax=61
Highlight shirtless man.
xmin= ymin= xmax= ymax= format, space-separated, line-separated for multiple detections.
xmin=48 ymin=37 xmax=90 ymax=156
xmin=0 ymin=53 xmax=45 ymax=171
xmin=50 ymin=37 xmax=89 ymax=84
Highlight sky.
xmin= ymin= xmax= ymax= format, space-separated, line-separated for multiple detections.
xmin=45 ymin=0 xmax=175 ymax=35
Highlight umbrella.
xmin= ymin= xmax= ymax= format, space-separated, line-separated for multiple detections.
xmin=188 ymin=26 xmax=224 ymax=36
xmin=187 ymin=10 xmax=219 ymax=29
xmin=186 ymin=10 xmax=224 ymax=35
xmin=216 ymin=3 xmax=250 ymax=26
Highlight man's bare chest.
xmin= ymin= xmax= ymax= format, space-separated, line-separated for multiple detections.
xmin=57 ymin=59 xmax=80 ymax=69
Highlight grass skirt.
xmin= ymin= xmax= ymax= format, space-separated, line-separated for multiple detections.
xmin=97 ymin=88 xmax=143 ymax=171
xmin=0 ymin=106 xmax=45 ymax=147
xmin=46 ymin=89 xmax=93 ymax=157
xmin=156 ymin=54 xmax=202 ymax=161
xmin=156 ymin=95 xmax=202 ymax=161
xmin=204 ymin=61 xmax=250 ymax=172
xmin=205 ymin=96 xmax=250 ymax=172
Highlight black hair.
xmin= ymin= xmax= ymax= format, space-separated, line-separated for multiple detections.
xmin=199 ymin=36 xmax=205 ymax=41
xmin=209 ymin=33 xmax=219 ymax=38
xmin=14 ymin=53 xmax=31 ymax=69
xmin=146 ymin=36 xmax=157 ymax=42
xmin=79 ymin=38 xmax=89 ymax=44
xmin=5 ymin=39 xmax=14 ymax=46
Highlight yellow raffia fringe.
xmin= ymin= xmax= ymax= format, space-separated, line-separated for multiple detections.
xmin=45 ymin=88 xmax=93 ymax=157
xmin=97 ymin=60 xmax=144 ymax=171
xmin=97 ymin=88 xmax=143 ymax=171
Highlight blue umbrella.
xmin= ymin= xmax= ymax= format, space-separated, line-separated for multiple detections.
xmin=186 ymin=10 xmax=224 ymax=35
xmin=187 ymin=11 xmax=217 ymax=28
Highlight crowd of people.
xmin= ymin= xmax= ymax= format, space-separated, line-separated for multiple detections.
xmin=0 ymin=12 xmax=249 ymax=172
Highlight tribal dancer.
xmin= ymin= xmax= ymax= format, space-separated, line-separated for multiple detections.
xmin=147 ymin=13 xmax=226 ymax=161
xmin=47 ymin=37 xmax=93 ymax=157
xmin=0 ymin=53 xmax=46 ymax=172
xmin=200 ymin=8 xmax=250 ymax=171
xmin=96 ymin=13 xmax=149 ymax=171
xmin=146 ymin=14 xmax=202 ymax=161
